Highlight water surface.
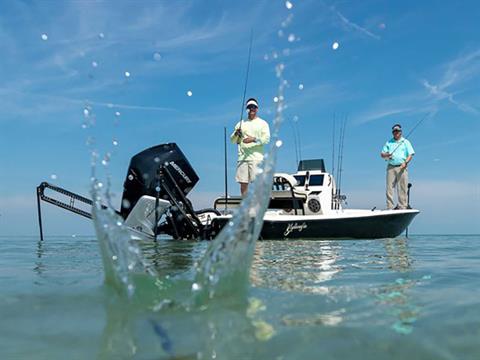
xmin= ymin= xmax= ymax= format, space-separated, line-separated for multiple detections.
xmin=1 ymin=235 xmax=479 ymax=359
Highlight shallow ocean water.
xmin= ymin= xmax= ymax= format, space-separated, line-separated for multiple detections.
xmin=1 ymin=234 xmax=479 ymax=359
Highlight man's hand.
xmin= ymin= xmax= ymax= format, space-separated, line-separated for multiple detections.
xmin=400 ymin=162 xmax=408 ymax=169
xmin=234 ymin=128 xmax=242 ymax=137
xmin=381 ymin=152 xmax=392 ymax=159
xmin=243 ymin=136 xmax=256 ymax=144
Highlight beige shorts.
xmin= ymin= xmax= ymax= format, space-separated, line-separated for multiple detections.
xmin=235 ymin=161 xmax=262 ymax=183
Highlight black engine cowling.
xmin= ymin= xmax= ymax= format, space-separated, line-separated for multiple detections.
xmin=120 ymin=143 xmax=199 ymax=219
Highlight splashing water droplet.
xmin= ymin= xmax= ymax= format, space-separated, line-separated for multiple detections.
xmin=288 ymin=34 xmax=296 ymax=42
xmin=112 ymin=255 xmax=118 ymax=261
xmin=124 ymin=71 xmax=131 ymax=78
xmin=115 ymin=111 xmax=121 ymax=117
xmin=276 ymin=140 xmax=283 ymax=147
xmin=264 ymin=54 xmax=269 ymax=61
xmin=293 ymin=115 xmax=299 ymax=122
xmin=83 ymin=108 xmax=90 ymax=117
xmin=187 ymin=90 xmax=193 ymax=97
xmin=285 ymin=1 xmax=293 ymax=9
xmin=98 ymin=32 xmax=105 ymax=39
xmin=127 ymin=174 xmax=134 ymax=181
xmin=332 ymin=42 xmax=340 ymax=50
xmin=153 ymin=52 xmax=162 ymax=61
xmin=192 ymin=283 xmax=201 ymax=291
xmin=154 ymin=157 xmax=160 ymax=163
xmin=273 ymin=97 xmax=279 ymax=103
xmin=272 ymin=52 xmax=278 ymax=59
xmin=298 ymin=83 xmax=304 ymax=90
xmin=91 ymin=61 xmax=98 ymax=68
xmin=50 ymin=174 xmax=57 ymax=180
xmin=112 ymin=139 xmax=118 ymax=146
xmin=122 ymin=199 xmax=131 ymax=209
xmin=41 ymin=34 xmax=48 ymax=41
xmin=278 ymin=30 xmax=284 ymax=38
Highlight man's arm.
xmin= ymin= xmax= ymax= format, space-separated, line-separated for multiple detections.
xmin=401 ymin=154 xmax=413 ymax=169
xmin=243 ymin=121 xmax=270 ymax=144
xmin=380 ymin=142 xmax=391 ymax=159
xmin=230 ymin=122 xmax=242 ymax=144
xmin=400 ymin=140 xmax=415 ymax=168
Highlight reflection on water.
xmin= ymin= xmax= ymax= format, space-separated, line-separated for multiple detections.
xmin=250 ymin=237 xmax=422 ymax=334
xmin=33 ymin=240 xmax=45 ymax=278
xmin=251 ymin=240 xmax=342 ymax=295
xmin=375 ymin=237 xmax=419 ymax=334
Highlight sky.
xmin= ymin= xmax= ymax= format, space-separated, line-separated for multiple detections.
xmin=0 ymin=0 xmax=479 ymax=236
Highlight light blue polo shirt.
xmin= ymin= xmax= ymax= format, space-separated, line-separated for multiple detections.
xmin=382 ymin=137 xmax=415 ymax=166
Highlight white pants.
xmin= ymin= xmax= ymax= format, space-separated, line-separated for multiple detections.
xmin=386 ymin=165 xmax=408 ymax=209
xmin=235 ymin=160 xmax=261 ymax=183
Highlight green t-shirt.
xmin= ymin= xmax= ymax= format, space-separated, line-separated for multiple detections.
xmin=230 ymin=117 xmax=270 ymax=162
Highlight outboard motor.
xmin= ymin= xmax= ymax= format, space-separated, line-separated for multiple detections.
xmin=120 ymin=143 xmax=199 ymax=219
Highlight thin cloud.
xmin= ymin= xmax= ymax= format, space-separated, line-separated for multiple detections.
xmin=420 ymin=49 xmax=480 ymax=115
xmin=357 ymin=48 xmax=480 ymax=124
xmin=333 ymin=7 xmax=381 ymax=40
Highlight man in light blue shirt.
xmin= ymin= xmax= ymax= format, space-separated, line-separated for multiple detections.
xmin=380 ymin=124 xmax=415 ymax=209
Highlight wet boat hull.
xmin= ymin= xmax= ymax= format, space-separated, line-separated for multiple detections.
xmin=211 ymin=210 xmax=419 ymax=240
xmin=261 ymin=211 xmax=419 ymax=239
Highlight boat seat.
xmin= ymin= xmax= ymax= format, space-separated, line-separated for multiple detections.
xmin=270 ymin=174 xmax=306 ymax=214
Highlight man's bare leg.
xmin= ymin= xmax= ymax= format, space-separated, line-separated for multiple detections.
xmin=240 ymin=183 xmax=248 ymax=196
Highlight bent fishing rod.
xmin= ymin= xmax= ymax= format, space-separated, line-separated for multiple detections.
xmin=235 ymin=29 xmax=254 ymax=144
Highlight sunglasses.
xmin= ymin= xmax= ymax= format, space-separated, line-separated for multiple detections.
xmin=247 ymin=105 xmax=258 ymax=110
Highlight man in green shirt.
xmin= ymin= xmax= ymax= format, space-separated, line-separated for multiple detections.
xmin=231 ymin=98 xmax=270 ymax=196
xmin=381 ymin=124 xmax=415 ymax=209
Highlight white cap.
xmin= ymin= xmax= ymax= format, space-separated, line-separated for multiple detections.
xmin=246 ymin=98 xmax=259 ymax=108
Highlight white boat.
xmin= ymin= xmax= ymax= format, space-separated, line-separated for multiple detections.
xmin=36 ymin=143 xmax=419 ymax=240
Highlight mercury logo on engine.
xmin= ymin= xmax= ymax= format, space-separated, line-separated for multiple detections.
xmin=169 ymin=161 xmax=192 ymax=184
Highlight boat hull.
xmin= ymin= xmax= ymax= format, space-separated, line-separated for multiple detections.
xmin=260 ymin=210 xmax=419 ymax=240
xmin=210 ymin=209 xmax=419 ymax=240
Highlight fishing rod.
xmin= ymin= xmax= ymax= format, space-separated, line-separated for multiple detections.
xmin=290 ymin=119 xmax=299 ymax=166
xmin=235 ymin=29 xmax=254 ymax=144
xmin=223 ymin=127 xmax=228 ymax=212
xmin=389 ymin=112 xmax=431 ymax=157
xmin=331 ymin=114 xmax=336 ymax=210
xmin=331 ymin=113 xmax=336 ymax=178
xmin=335 ymin=115 xmax=347 ymax=209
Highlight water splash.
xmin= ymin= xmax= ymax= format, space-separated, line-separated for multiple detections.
xmin=192 ymin=62 xmax=286 ymax=302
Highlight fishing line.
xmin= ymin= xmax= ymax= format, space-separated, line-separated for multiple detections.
xmin=389 ymin=112 xmax=431 ymax=156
